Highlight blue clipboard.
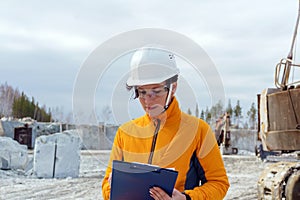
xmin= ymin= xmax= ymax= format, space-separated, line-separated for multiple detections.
xmin=110 ymin=160 xmax=178 ymax=200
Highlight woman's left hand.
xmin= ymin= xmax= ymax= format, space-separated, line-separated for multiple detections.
xmin=149 ymin=187 xmax=186 ymax=200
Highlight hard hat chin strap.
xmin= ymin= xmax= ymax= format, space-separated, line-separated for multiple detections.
xmin=164 ymin=83 xmax=173 ymax=110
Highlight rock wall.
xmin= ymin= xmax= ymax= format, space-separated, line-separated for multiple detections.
xmin=0 ymin=120 xmax=23 ymax=139
xmin=230 ymin=129 xmax=257 ymax=153
xmin=1 ymin=119 xmax=259 ymax=152
xmin=0 ymin=121 xmax=4 ymax=136
xmin=0 ymin=119 xmax=120 ymax=150
xmin=76 ymin=124 xmax=117 ymax=150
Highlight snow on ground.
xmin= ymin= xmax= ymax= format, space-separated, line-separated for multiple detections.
xmin=0 ymin=150 xmax=270 ymax=200
xmin=223 ymin=155 xmax=269 ymax=200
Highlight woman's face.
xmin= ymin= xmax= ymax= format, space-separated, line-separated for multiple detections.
xmin=137 ymin=82 xmax=176 ymax=117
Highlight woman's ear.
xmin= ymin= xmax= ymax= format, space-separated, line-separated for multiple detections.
xmin=171 ymin=82 xmax=177 ymax=95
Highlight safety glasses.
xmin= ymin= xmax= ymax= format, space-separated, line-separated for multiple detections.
xmin=137 ymin=85 xmax=168 ymax=99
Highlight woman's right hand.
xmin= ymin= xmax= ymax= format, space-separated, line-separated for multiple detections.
xmin=108 ymin=172 xmax=112 ymax=186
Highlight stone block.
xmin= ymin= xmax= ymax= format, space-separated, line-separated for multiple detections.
xmin=33 ymin=130 xmax=81 ymax=178
xmin=0 ymin=136 xmax=28 ymax=170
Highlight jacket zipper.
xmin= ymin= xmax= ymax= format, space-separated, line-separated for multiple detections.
xmin=148 ymin=119 xmax=161 ymax=164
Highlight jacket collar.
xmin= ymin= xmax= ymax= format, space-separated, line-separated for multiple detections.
xmin=144 ymin=97 xmax=181 ymax=127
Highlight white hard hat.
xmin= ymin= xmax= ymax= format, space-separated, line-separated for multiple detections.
xmin=126 ymin=47 xmax=180 ymax=86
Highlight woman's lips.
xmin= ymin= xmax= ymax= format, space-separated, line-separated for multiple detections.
xmin=146 ymin=105 xmax=157 ymax=111
xmin=145 ymin=104 xmax=164 ymax=117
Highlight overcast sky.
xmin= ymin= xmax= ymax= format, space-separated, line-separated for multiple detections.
xmin=0 ymin=0 xmax=299 ymax=124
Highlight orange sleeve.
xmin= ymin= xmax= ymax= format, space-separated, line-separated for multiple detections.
xmin=101 ymin=129 xmax=123 ymax=200
xmin=185 ymin=123 xmax=230 ymax=200
xmin=101 ymin=166 xmax=111 ymax=200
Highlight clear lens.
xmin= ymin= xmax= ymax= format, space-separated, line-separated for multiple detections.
xmin=137 ymin=85 xmax=168 ymax=99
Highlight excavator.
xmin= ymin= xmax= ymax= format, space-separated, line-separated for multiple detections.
xmin=256 ymin=1 xmax=300 ymax=199
xmin=215 ymin=113 xmax=238 ymax=155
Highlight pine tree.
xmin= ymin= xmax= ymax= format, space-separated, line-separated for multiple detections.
xmin=233 ymin=100 xmax=242 ymax=128
xmin=195 ymin=104 xmax=199 ymax=118
xmin=200 ymin=110 xmax=205 ymax=119
xmin=187 ymin=108 xmax=192 ymax=115
xmin=210 ymin=100 xmax=224 ymax=123
xmin=226 ymin=99 xmax=233 ymax=117
xmin=247 ymin=102 xmax=257 ymax=129
xmin=12 ymin=91 xmax=52 ymax=122
xmin=205 ymin=107 xmax=212 ymax=124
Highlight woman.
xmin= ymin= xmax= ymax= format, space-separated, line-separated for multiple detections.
xmin=102 ymin=47 xmax=229 ymax=200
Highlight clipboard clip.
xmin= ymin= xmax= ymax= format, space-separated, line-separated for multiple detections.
xmin=130 ymin=162 xmax=161 ymax=173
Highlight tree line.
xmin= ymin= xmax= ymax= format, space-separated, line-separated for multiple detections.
xmin=0 ymin=82 xmax=52 ymax=122
xmin=1 ymin=82 xmax=257 ymax=127
xmin=187 ymin=99 xmax=257 ymax=129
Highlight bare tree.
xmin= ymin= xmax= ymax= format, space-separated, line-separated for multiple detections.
xmin=0 ymin=82 xmax=20 ymax=117
xmin=65 ymin=112 xmax=74 ymax=124
xmin=100 ymin=105 xmax=112 ymax=124
xmin=51 ymin=106 xmax=65 ymax=122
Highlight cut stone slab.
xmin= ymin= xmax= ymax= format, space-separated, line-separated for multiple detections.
xmin=33 ymin=130 xmax=81 ymax=178
xmin=0 ymin=136 xmax=28 ymax=170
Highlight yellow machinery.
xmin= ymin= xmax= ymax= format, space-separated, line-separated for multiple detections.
xmin=257 ymin=1 xmax=300 ymax=199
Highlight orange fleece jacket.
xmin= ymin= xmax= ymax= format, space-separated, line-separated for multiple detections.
xmin=102 ymin=98 xmax=229 ymax=199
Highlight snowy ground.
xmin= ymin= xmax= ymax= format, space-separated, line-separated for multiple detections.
xmin=0 ymin=150 xmax=270 ymax=200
